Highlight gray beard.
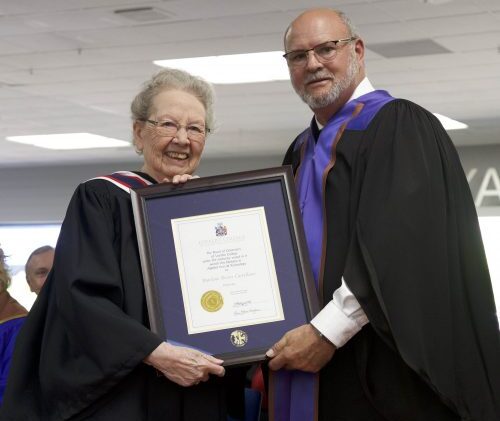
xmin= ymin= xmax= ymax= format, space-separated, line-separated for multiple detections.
xmin=296 ymin=50 xmax=360 ymax=110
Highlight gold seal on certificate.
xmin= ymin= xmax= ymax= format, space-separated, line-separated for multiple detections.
xmin=201 ymin=290 xmax=224 ymax=312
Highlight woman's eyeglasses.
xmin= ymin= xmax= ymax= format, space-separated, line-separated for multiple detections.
xmin=139 ymin=119 xmax=209 ymax=141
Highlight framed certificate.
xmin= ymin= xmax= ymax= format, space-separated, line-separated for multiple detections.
xmin=131 ymin=166 xmax=319 ymax=366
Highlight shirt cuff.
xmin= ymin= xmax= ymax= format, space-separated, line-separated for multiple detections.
xmin=311 ymin=300 xmax=368 ymax=348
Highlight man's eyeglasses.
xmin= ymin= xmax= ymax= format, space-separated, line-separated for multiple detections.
xmin=139 ymin=119 xmax=209 ymax=141
xmin=283 ymin=37 xmax=357 ymax=68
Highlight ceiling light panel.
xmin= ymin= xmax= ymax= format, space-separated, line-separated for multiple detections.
xmin=6 ymin=133 xmax=130 ymax=150
xmin=433 ymin=113 xmax=468 ymax=130
xmin=154 ymin=52 xmax=289 ymax=84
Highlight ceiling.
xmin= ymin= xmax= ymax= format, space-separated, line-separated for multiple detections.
xmin=0 ymin=0 xmax=499 ymax=168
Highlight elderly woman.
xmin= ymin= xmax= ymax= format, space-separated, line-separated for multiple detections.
xmin=1 ymin=69 xmax=245 ymax=420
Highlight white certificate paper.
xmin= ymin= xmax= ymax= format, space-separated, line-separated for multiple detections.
xmin=171 ymin=207 xmax=284 ymax=334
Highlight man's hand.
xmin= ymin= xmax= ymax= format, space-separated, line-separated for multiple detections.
xmin=266 ymin=324 xmax=336 ymax=372
xmin=144 ymin=342 xmax=225 ymax=387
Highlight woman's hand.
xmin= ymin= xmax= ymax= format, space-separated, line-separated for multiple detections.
xmin=144 ymin=342 xmax=225 ymax=387
xmin=162 ymin=174 xmax=200 ymax=185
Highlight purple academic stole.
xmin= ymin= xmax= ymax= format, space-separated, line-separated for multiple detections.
xmin=270 ymin=90 xmax=394 ymax=421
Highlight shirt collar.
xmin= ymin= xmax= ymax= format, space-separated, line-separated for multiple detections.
xmin=315 ymin=77 xmax=374 ymax=130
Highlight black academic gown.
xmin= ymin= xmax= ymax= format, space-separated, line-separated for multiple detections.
xmin=0 ymin=172 xmax=245 ymax=421
xmin=284 ymin=100 xmax=500 ymax=421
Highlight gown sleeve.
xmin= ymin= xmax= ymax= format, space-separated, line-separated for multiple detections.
xmin=1 ymin=180 xmax=162 ymax=419
xmin=343 ymin=99 xmax=500 ymax=420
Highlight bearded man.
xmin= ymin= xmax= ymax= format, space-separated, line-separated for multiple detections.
xmin=266 ymin=7 xmax=500 ymax=421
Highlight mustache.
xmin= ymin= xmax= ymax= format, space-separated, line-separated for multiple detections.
xmin=303 ymin=71 xmax=334 ymax=84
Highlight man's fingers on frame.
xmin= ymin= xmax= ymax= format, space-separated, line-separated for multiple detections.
xmin=273 ymin=336 xmax=287 ymax=354
xmin=266 ymin=337 xmax=286 ymax=358
xmin=268 ymin=354 xmax=286 ymax=371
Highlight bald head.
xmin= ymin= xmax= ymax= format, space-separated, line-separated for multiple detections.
xmin=284 ymin=8 xmax=358 ymax=49
xmin=283 ymin=8 xmax=365 ymax=123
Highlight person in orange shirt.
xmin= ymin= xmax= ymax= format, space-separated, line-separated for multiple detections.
xmin=0 ymin=246 xmax=28 ymax=404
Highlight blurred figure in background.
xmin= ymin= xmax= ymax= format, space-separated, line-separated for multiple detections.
xmin=25 ymin=245 xmax=54 ymax=295
xmin=0 ymin=246 xmax=28 ymax=404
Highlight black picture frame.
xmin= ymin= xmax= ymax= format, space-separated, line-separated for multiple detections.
xmin=131 ymin=166 xmax=319 ymax=366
